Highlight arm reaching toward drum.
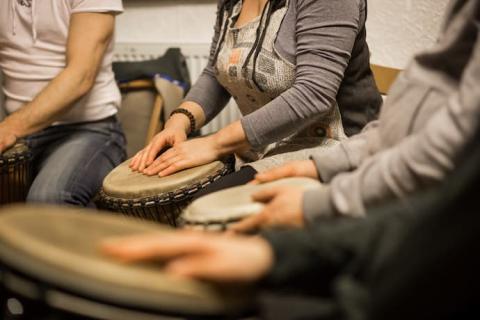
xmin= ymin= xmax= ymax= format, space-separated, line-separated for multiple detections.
xmin=0 ymin=12 xmax=116 ymax=153
xmin=102 ymin=231 xmax=273 ymax=283
xmin=137 ymin=120 xmax=251 ymax=177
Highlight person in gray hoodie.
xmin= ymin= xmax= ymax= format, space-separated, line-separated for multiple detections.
xmin=230 ymin=0 xmax=480 ymax=232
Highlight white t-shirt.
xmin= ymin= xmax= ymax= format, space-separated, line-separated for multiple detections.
xmin=0 ymin=0 xmax=123 ymax=124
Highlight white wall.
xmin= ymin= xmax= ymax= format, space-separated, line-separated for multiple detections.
xmin=116 ymin=0 xmax=450 ymax=69
xmin=366 ymin=0 xmax=449 ymax=68
xmin=116 ymin=0 xmax=217 ymax=44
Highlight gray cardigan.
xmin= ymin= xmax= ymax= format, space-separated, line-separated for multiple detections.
xmin=304 ymin=0 xmax=480 ymax=221
xmin=185 ymin=0 xmax=382 ymax=147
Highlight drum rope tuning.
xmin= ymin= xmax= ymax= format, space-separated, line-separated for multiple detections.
xmin=0 ymin=143 xmax=33 ymax=205
xmin=97 ymin=156 xmax=235 ymax=226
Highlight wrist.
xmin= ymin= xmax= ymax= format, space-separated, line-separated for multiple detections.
xmin=2 ymin=116 xmax=25 ymax=138
xmin=211 ymin=121 xmax=250 ymax=156
xmin=210 ymin=131 xmax=238 ymax=157
xmin=165 ymin=114 xmax=190 ymax=134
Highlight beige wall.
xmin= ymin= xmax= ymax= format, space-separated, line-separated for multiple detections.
xmin=0 ymin=0 xmax=451 ymax=116
xmin=116 ymin=0 xmax=450 ymax=69
xmin=366 ymin=0 xmax=449 ymax=68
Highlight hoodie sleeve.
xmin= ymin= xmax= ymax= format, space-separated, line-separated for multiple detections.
xmin=304 ymin=33 xmax=480 ymax=222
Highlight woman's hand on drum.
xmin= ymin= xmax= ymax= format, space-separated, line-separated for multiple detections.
xmin=252 ymin=160 xmax=319 ymax=184
xmin=230 ymin=186 xmax=305 ymax=233
xmin=101 ymin=232 xmax=274 ymax=283
xmin=142 ymin=135 xmax=222 ymax=176
xmin=130 ymin=126 xmax=188 ymax=173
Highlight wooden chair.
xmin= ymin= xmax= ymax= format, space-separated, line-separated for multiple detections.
xmin=371 ymin=64 xmax=402 ymax=95
xmin=118 ymin=79 xmax=164 ymax=158
xmin=117 ymin=77 xmax=185 ymax=158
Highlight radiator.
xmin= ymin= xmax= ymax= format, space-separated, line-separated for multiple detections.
xmin=114 ymin=43 xmax=241 ymax=135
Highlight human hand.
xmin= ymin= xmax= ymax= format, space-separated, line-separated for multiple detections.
xmin=0 ymin=124 xmax=18 ymax=154
xmin=230 ymin=186 xmax=305 ymax=233
xmin=141 ymin=135 xmax=222 ymax=176
xmin=130 ymin=126 xmax=188 ymax=173
xmin=101 ymin=231 xmax=274 ymax=284
xmin=252 ymin=160 xmax=319 ymax=185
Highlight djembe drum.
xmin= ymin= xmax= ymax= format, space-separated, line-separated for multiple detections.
xmin=0 ymin=205 xmax=253 ymax=320
xmin=97 ymin=158 xmax=233 ymax=226
xmin=181 ymin=177 xmax=322 ymax=231
xmin=0 ymin=143 xmax=32 ymax=205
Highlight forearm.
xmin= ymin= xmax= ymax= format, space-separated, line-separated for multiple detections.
xmin=212 ymin=120 xmax=251 ymax=156
xmin=2 ymin=67 xmax=96 ymax=137
xmin=2 ymin=12 xmax=116 ymax=138
xmin=306 ymin=99 xmax=480 ymax=221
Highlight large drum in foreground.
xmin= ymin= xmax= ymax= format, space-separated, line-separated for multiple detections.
xmin=181 ymin=177 xmax=322 ymax=231
xmin=0 ymin=205 xmax=252 ymax=320
xmin=97 ymin=158 xmax=233 ymax=226
xmin=0 ymin=143 xmax=32 ymax=205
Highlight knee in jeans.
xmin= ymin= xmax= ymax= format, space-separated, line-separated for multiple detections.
xmin=26 ymin=187 xmax=84 ymax=206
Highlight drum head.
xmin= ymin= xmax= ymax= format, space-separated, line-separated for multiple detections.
xmin=1 ymin=143 xmax=29 ymax=161
xmin=102 ymin=160 xmax=226 ymax=200
xmin=0 ymin=205 xmax=252 ymax=317
xmin=182 ymin=177 xmax=321 ymax=225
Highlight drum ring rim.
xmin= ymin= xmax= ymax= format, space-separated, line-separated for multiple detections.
xmin=96 ymin=159 xmax=234 ymax=210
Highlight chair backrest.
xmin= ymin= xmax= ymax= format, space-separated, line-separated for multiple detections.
xmin=118 ymin=80 xmax=161 ymax=158
xmin=117 ymin=77 xmax=185 ymax=158
xmin=371 ymin=64 xmax=402 ymax=95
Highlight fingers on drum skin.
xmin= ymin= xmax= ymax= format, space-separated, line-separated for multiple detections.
xmin=230 ymin=213 xmax=265 ymax=233
xmin=145 ymin=156 xmax=180 ymax=176
xmin=164 ymin=256 xmax=217 ymax=279
xmin=255 ymin=165 xmax=296 ymax=183
xmin=101 ymin=232 xmax=209 ymax=262
xmin=252 ymin=187 xmax=285 ymax=203
xmin=129 ymin=151 xmax=143 ymax=170
xmin=159 ymin=160 xmax=188 ymax=177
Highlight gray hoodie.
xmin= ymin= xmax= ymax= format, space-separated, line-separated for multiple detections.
xmin=304 ymin=0 xmax=480 ymax=222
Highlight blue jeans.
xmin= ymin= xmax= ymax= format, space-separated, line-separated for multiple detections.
xmin=24 ymin=116 xmax=126 ymax=207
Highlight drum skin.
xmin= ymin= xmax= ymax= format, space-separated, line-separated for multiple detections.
xmin=0 ymin=143 xmax=32 ymax=205
xmin=0 ymin=205 xmax=252 ymax=319
xmin=181 ymin=177 xmax=322 ymax=231
xmin=97 ymin=159 xmax=233 ymax=226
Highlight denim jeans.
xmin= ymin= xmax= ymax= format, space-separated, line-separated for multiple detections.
xmin=24 ymin=116 xmax=126 ymax=207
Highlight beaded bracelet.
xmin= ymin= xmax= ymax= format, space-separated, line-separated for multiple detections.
xmin=170 ymin=108 xmax=196 ymax=134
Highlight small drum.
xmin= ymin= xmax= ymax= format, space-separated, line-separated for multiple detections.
xmin=97 ymin=158 xmax=233 ymax=226
xmin=0 ymin=143 xmax=32 ymax=205
xmin=0 ymin=205 xmax=253 ymax=320
xmin=181 ymin=177 xmax=322 ymax=231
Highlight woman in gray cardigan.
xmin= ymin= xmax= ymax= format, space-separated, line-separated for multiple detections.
xmin=130 ymin=0 xmax=381 ymax=189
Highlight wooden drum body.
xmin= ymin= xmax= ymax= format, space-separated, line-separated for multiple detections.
xmin=97 ymin=158 xmax=233 ymax=226
xmin=181 ymin=177 xmax=322 ymax=231
xmin=0 ymin=144 xmax=32 ymax=205
xmin=0 ymin=205 xmax=253 ymax=320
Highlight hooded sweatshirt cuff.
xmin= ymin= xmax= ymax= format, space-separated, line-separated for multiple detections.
xmin=303 ymin=186 xmax=337 ymax=225
xmin=310 ymin=146 xmax=351 ymax=183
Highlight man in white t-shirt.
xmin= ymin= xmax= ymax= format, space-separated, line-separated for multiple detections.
xmin=0 ymin=0 xmax=126 ymax=206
